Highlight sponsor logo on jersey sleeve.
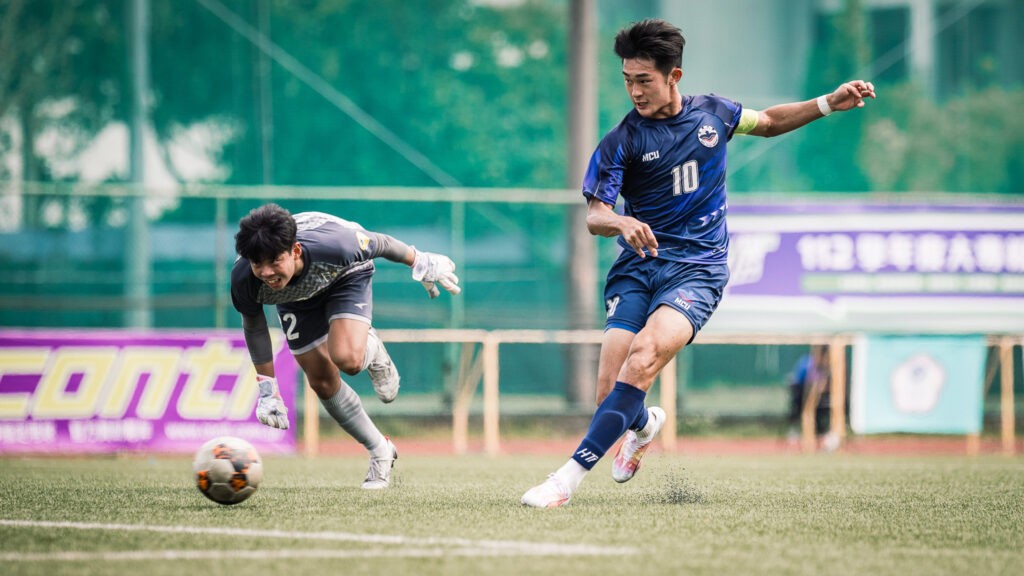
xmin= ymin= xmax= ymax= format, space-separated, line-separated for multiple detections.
xmin=356 ymin=231 xmax=371 ymax=251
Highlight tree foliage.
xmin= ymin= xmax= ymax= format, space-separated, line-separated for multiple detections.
xmin=797 ymin=0 xmax=871 ymax=192
xmin=1 ymin=0 xmax=1020 ymax=197
xmin=859 ymin=83 xmax=1024 ymax=193
xmin=0 ymin=0 xmax=123 ymax=180
xmin=145 ymin=0 xmax=568 ymax=189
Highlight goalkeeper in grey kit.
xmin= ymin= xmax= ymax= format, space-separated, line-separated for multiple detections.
xmin=230 ymin=203 xmax=460 ymax=489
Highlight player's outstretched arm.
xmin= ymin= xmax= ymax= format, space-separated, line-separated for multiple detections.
xmin=823 ymin=80 xmax=877 ymax=112
xmin=744 ymin=79 xmax=876 ymax=138
xmin=361 ymin=230 xmax=461 ymax=298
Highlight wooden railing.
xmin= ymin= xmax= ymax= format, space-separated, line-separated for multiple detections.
xmin=300 ymin=330 xmax=1021 ymax=457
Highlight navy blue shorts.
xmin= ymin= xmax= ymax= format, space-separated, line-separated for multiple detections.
xmin=275 ymin=267 xmax=374 ymax=355
xmin=603 ymin=251 xmax=729 ymax=340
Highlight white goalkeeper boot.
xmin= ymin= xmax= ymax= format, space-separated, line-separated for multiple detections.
xmin=362 ymin=437 xmax=398 ymax=490
xmin=366 ymin=327 xmax=400 ymax=403
xmin=612 ymin=406 xmax=666 ymax=483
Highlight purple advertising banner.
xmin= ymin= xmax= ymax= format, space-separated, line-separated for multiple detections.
xmin=727 ymin=202 xmax=1024 ymax=299
xmin=728 ymin=229 xmax=1024 ymax=299
xmin=0 ymin=330 xmax=297 ymax=454
xmin=702 ymin=200 xmax=1024 ymax=334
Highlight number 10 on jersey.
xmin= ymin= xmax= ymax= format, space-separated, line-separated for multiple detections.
xmin=672 ymin=160 xmax=699 ymax=195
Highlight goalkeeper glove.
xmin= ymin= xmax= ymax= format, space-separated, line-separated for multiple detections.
xmin=411 ymin=248 xmax=462 ymax=298
xmin=255 ymin=375 xmax=289 ymax=430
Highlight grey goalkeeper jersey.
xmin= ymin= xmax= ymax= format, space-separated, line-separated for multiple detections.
xmin=230 ymin=212 xmax=377 ymax=317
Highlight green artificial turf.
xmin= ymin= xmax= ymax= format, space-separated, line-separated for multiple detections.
xmin=1 ymin=453 xmax=1021 ymax=576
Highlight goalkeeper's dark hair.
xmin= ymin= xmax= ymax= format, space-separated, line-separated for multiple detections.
xmin=614 ymin=19 xmax=685 ymax=77
xmin=235 ymin=203 xmax=297 ymax=263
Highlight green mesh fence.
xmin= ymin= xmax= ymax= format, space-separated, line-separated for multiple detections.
xmin=2 ymin=0 xmax=1022 ymax=431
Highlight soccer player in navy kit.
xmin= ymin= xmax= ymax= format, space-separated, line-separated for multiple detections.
xmin=522 ymin=19 xmax=875 ymax=507
xmin=232 ymin=203 xmax=460 ymax=489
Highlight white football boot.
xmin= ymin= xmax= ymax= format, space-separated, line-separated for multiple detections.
xmin=362 ymin=437 xmax=398 ymax=490
xmin=520 ymin=474 xmax=572 ymax=508
xmin=611 ymin=406 xmax=666 ymax=483
xmin=366 ymin=327 xmax=400 ymax=403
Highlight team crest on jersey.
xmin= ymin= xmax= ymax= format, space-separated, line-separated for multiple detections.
xmin=697 ymin=125 xmax=719 ymax=148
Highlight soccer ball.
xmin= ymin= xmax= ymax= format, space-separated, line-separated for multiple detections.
xmin=193 ymin=436 xmax=263 ymax=505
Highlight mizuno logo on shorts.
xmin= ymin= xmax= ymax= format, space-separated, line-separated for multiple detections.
xmin=605 ymin=296 xmax=620 ymax=318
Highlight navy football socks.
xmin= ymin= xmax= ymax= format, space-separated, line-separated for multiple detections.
xmin=571 ymin=382 xmax=648 ymax=470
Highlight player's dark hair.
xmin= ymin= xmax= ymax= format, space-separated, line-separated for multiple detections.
xmin=614 ymin=19 xmax=685 ymax=76
xmin=235 ymin=203 xmax=297 ymax=263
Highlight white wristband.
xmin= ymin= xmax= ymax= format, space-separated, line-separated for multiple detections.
xmin=816 ymin=94 xmax=833 ymax=117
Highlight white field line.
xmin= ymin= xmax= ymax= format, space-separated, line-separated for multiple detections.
xmin=0 ymin=519 xmax=636 ymax=559
xmin=0 ymin=548 xmax=588 ymax=561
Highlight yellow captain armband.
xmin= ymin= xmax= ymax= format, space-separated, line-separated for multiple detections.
xmin=735 ymin=108 xmax=760 ymax=135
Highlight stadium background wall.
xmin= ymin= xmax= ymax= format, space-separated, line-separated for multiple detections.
xmin=1 ymin=0 xmax=1022 ymax=440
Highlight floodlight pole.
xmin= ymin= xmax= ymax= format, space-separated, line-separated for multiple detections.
xmin=565 ymin=0 xmax=599 ymax=408
xmin=126 ymin=0 xmax=152 ymax=328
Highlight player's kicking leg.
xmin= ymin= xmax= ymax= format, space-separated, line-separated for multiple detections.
xmin=592 ymin=330 xmax=667 ymax=482
xmin=612 ymin=406 xmax=666 ymax=482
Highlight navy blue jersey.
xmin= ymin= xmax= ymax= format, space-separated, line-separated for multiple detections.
xmin=582 ymin=94 xmax=743 ymax=264
xmin=230 ymin=212 xmax=376 ymax=317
